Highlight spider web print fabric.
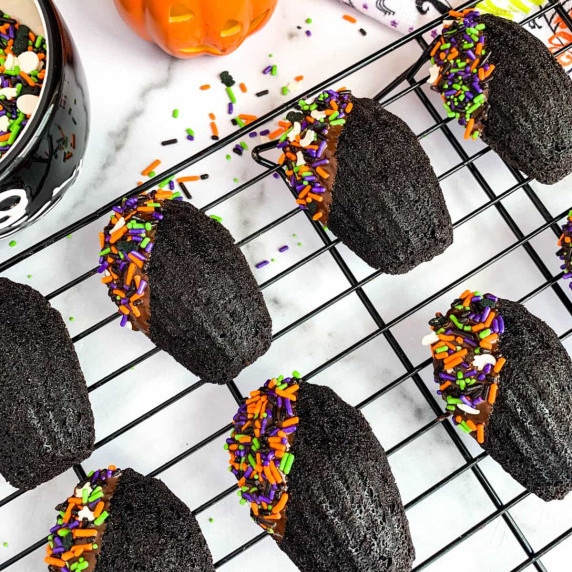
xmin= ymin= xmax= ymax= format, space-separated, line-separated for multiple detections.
xmin=336 ymin=0 xmax=550 ymax=33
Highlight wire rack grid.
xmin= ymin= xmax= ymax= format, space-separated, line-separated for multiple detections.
xmin=1 ymin=0 xmax=572 ymax=570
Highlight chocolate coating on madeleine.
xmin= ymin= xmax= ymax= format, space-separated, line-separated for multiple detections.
xmin=328 ymin=97 xmax=453 ymax=273
xmin=481 ymin=14 xmax=572 ymax=184
xmin=484 ymin=299 xmax=572 ymax=501
xmin=281 ymin=382 xmax=414 ymax=571
xmin=0 ymin=278 xmax=94 ymax=490
xmin=148 ymin=200 xmax=272 ymax=383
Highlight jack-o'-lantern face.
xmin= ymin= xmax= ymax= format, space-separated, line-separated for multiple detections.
xmin=114 ymin=0 xmax=278 ymax=58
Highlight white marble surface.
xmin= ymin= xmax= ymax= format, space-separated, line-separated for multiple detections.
xmin=1 ymin=1 xmax=572 ymax=571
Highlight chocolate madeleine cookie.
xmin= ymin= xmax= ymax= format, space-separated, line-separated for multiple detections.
xmin=45 ymin=466 xmax=214 ymax=571
xmin=226 ymin=374 xmax=415 ymax=571
xmin=278 ymin=89 xmax=453 ymax=273
xmin=425 ymin=290 xmax=572 ymax=501
xmin=98 ymin=189 xmax=272 ymax=384
xmin=0 ymin=278 xmax=94 ymax=490
xmin=431 ymin=9 xmax=572 ymax=184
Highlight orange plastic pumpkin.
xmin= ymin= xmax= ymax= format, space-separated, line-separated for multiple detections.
xmin=113 ymin=0 xmax=278 ymax=59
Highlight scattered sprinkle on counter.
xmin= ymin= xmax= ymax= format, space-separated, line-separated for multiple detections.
xmin=8 ymin=240 xmax=16 ymax=247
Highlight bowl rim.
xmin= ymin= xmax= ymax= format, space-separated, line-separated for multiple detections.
xmin=0 ymin=0 xmax=62 ymax=177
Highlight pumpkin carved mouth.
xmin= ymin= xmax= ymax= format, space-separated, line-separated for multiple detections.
xmin=220 ymin=20 xmax=243 ymax=37
xmin=180 ymin=45 xmax=224 ymax=55
xmin=169 ymin=3 xmax=194 ymax=23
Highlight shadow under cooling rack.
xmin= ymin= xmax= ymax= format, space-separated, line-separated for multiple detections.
xmin=1 ymin=1 xmax=572 ymax=570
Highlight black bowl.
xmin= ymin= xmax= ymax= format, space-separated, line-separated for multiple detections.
xmin=0 ymin=0 xmax=89 ymax=238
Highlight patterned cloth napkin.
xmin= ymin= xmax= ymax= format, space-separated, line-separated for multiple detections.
xmin=336 ymin=0 xmax=548 ymax=34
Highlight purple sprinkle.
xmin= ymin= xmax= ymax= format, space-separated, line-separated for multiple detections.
xmin=256 ymin=260 xmax=270 ymax=269
xmin=279 ymin=245 xmax=289 ymax=253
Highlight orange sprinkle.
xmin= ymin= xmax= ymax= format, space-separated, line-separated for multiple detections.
xmin=477 ymin=424 xmax=485 ymax=444
xmin=209 ymin=112 xmax=216 ymax=120
xmin=45 ymin=557 xmax=66 ymax=567
xmin=210 ymin=122 xmax=219 ymax=137
xmin=312 ymin=212 xmax=323 ymax=222
xmin=493 ymin=357 xmax=506 ymax=373
xmin=466 ymin=420 xmax=477 ymax=432
xmin=200 ymin=84 xmax=211 ymax=90
xmin=272 ymin=492 xmax=289 ymax=514
xmin=73 ymin=529 xmax=98 ymax=538
xmin=239 ymin=82 xmax=247 ymax=93
xmin=295 ymin=75 xmax=304 ymax=82
xmin=464 ymin=118 xmax=475 ymax=140
xmin=141 ymin=160 xmax=161 ymax=177
xmin=177 ymin=176 xmax=200 ymax=183
xmin=268 ymin=127 xmax=286 ymax=139
xmin=343 ymin=14 xmax=357 ymax=23
xmin=315 ymin=166 xmax=330 ymax=179
xmin=282 ymin=416 xmax=299 ymax=428
xmin=488 ymin=383 xmax=498 ymax=405
xmin=93 ymin=501 xmax=105 ymax=518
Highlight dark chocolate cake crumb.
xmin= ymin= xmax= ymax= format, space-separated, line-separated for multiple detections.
xmin=0 ymin=278 xmax=94 ymax=490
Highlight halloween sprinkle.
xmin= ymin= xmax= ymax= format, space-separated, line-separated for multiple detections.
xmin=0 ymin=12 xmax=47 ymax=159
xmin=278 ymin=88 xmax=353 ymax=224
xmin=430 ymin=9 xmax=494 ymax=140
xmin=226 ymin=374 xmax=300 ymax=538
xmin=557 ymin=210 xmax=572 ymax=288
xmin=426 ymin=290 xmax=507 ymax=444
xmin=45 ymin=466 xmax=122 ymax=571
xmin=98 ymin=189 xmax=182 ymax=331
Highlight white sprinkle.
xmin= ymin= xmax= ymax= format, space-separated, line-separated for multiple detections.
xmin=311 ymin=109 xmax=327 ymax=121
xmin=103 ymin=270 xmax=111 ymax=277
xmin=427 ymin=63 xmax=441 ymax=84
xmin=472 ymin=354 xmax=496 ymax=371
xmin=109 ymin=216 xmax=126 ymax=235
xmin=287 ymin=82 xmax=300 ymax=95
xmin=0 ymin=116 xmax=9 ymax=132
xmin=458 ymin=403 xmax=481 ymax=415
xmin=17 ymin=52 xmax=41 ymax=74
xmin=296 ymin=151 xmax=305 ymax=166
xmin=77 ymin=506 xmax=96 ymax=522
xmin=300 ymin=130 xmax=315 ymax=147
xmin=125 ymin=321 xmax=133 ymax=330
xmin=422 ymin=331 xmax=440 ymax=346
xmin=0 ymin=87 xmax=18 ymax=100
xmin=4 ymin=54 xmax=17 ymax=71
xmin=287 ymin=122 xmax=301 ymax=142
xmin=74 ymin=483 xmax=92 ymax=499
xmin=17 ymin=94 xmax=40 ymax=116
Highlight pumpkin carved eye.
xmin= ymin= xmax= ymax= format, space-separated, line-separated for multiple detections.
xmin=220 ymin=20 xmax=243 ymax=37
xmin=169 ymin=3 xmax=194 ymax=23
xmin=250 ymin=9 xmax=270 ymax=30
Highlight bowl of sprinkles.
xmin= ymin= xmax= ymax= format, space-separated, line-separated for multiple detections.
xmin=0 ymin=0 xmax=89 ymax=238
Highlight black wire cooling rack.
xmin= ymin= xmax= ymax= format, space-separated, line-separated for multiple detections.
xmin=1 ymin=0 xmax=572 ymax=570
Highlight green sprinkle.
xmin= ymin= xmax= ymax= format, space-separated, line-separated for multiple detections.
xmin=69 ymin=317 xmax=75 ymax=322
xmin=186 ymin=128 xmax=195 ymax=136
xmin=226 ymin=86 xmax=236 ymax=104
xmin=306 ymin=18 xmax=312 ymax=23
xmin=172 ymin=109 xmax=179 ymax=118
xmin=284 ymin=454 xmax=295 ymax=474
xmin=210 ymin=215 xmax=223 ymax=223
xmin=271 ymin=65 xmax=277 ymax=76
xmin=94 ymin=511 xmax=109 ymax=526
xmin=27 ymin=274 xmax=32 ymax=279
xmin=8 ymin=240 xmax=16 ymax=247
xmin=209 ymin=518 xmax=214 ymax=523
